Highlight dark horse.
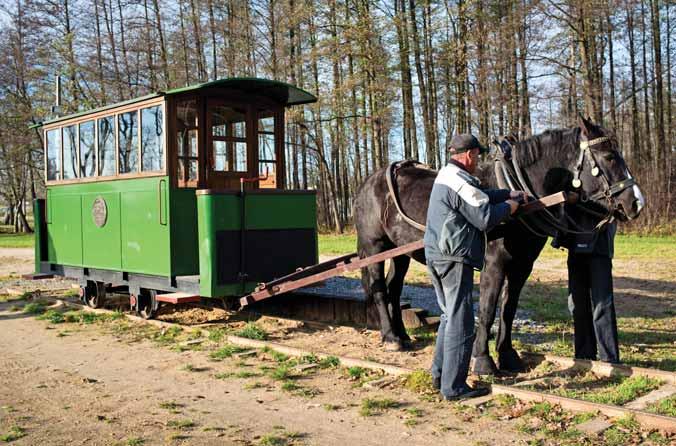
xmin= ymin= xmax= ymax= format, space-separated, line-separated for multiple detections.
xmin=354 ymin=117 xmax=645 ymax=367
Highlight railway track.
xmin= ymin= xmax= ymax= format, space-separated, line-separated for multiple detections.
xmin=26 ymin=295 xmax=676 ymax=434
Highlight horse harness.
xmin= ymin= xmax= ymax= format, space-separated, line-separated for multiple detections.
xmin=494 ymin=135 xmax=634 ymax=238
xmin=384 ymin=160 xmax=427 ymax=232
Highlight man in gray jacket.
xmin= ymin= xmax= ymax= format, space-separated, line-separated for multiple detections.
xmin=424 ymin=134 xmax=523 ymax=400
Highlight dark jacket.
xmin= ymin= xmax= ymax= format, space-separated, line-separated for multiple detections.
xmin=424 ymin=160 xmax=512 ymax=269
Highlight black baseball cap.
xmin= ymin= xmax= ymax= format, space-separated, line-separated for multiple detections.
xmin=448 ymin=134 xmax=489 ymax=154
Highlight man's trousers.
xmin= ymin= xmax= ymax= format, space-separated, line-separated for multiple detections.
xmin=428 ymin=260 xmax=475 ymax=398
xmin=567 ymin=254 xmax=620 ymax=363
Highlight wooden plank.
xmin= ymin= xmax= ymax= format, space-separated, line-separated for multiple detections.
xmin=240 ymin=240 xmax=424 ymax=307
xmin=155 ymin=292 xmax=201 ymax=304
xmin=491 ymin=384 xmax=676 ymax=433
xmin=624 ymin=384 xmax=676 ymax=410
xmin=515 ymin=192 xmax=567 ymax=216
xmin=522 ymin=352 xmax=676 ymax=385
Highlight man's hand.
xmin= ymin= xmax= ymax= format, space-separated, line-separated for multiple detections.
xmin=509 ymin=190 xmax=530 ymax=202
xmin=506 ymin=199 xmax=520 ymax=215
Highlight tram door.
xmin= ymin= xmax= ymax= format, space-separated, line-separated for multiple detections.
xmin=205 ymin=100 xmax=251 ymax=190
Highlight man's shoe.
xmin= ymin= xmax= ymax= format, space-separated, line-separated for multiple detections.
xmin=432 ymin=377 xmax=441 ymax=390
xmin=443 ymin=386 xmax=490 ymax=402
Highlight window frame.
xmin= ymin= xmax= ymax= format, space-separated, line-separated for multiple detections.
xmin=43 ymin=97 xmax=166 ymax=186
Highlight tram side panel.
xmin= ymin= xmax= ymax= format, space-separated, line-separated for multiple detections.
xmin=44 ymin=177 xmax=171 ymax=277
xmin=196 ymin=190 xmax=318 ymax=299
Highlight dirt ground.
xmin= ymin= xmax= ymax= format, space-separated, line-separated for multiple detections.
xmin=0 ymin=300 xmax=532 ymax=446
xmin=1 ymin=247 xmax=674 ymax=445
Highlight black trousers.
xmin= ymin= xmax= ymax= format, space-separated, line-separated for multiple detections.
xmin=567 ymin=254 xmax=620 ymax=363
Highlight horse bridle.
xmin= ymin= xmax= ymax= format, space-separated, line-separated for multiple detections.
xmin=571 ymin=136 xmax=637 ymax=210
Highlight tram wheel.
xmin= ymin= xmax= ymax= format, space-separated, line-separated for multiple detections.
xmin=137 ymin=289 xmax=158 ymax=320
xmin=82 ymin=281 xmax=106 ymax=309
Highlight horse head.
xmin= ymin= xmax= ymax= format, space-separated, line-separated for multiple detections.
xmin=575 ymin=116 xmax=645 ymax=221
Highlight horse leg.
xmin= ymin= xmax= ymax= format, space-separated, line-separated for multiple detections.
xmin=495 ymin=263 xmax=533 ymax=372
xmin=386 ymin=255 xmax=411 ymax=342
xmin=359 ymin=242 xmax=402 ymax=351
xmin=472 ymin=250 xmax=506 ymax=376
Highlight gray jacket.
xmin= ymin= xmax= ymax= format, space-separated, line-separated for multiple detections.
xmin=424 ymin=161 xmax=512 ymax=269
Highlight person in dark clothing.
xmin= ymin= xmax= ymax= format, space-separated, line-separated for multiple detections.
xmin=556 ymin=211 xmax=620 ymax=363
xmin=424 ymin=134 xmax=524 ymax=400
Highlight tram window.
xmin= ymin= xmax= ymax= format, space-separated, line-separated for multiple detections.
xmin=98 ymin=116 xmax=116 ymax=176
xmin=79 ymin=120 xmax=96 ymax=177
xmin=258 ymin=110 xmax=276 ymax=165
xmin=210 ymin=105 xmax=247 ymax=173
xmin=176 ymin=99 xmax=199 ymax=183
xmin=118 ymin=111 xmax=138 ymax=174
xmin=141 ymin=106 xmax=164 ymax=172
xmin=63 ymin=125 xmax=78 ymax=179
xmin=46 ymin=128 xmax=61 ymax=181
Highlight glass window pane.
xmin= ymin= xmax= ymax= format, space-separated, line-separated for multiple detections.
xmin=258 ymin=111 xmax=274 ymax=133
xmin=79 ymin=121 xmax=95 ymax=177
xmin=211 ymin=105 xmax=246 ymax=138
xmin=233 ymin=142 xmax=247 ymax=172
xmin=178 ymin=129 xmax=198 ymax=157
xmin=177 ymin=99 xmax=198 ymax=128
xmin=213 ymin=141 xmax=228 ymax=171
xmin=141 ymin=106 xmax=164 ymax=172
xmin=118 ymin=111 xmax=138 ymax=174
xmin=63 ymin=125 xmax=78 ymax=179
xmin=98 ymin=117 xmax=115 ymax=176
xmin=188 ymin=160 xmax=197 ymax=180
xmin=258 ymin=133 xmax=275 ymax=161
xmin=46 ymin=129 xmax=61 ymax=181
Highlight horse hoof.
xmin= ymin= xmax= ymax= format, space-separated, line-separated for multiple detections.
xmin=472 ymin=355 xmax=498 ymax=376
xmin=498 ymin=349 xmax=526 ymax=373
xmin=382 ymin=340 xmax=404 ymax=352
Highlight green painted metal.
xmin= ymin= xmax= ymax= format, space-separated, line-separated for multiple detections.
xmin=169 ymin=188 xmax=199 ymax=276
xmin=46 ymin=176 xmax=171 ymax=276
xmin=197 ymin=192 xmax=240 ymax=298
xmin=33 ymin=199 xmax=46 ymax=273
xmin=196 ymin=191 xmax=317 ymax=298
xmin=244 ymin=193 xmax=317 ymax=230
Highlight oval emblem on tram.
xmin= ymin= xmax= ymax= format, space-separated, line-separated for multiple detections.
xmin=92 ymin=196 xmax=108 ymax=228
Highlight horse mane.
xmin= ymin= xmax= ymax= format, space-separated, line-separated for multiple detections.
xmin=511 ymin=127 xmax=581 ymax=168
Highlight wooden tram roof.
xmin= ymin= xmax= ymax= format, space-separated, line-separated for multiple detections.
xmin=40 ymin=77 xmax=317 ymax=127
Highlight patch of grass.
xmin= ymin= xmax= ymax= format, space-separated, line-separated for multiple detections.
xmin=0 ymin=229 xmax=34 ymax=248
xmin=159 ymin=401 xmax=184 ymax=411
xmin=244 ymin=381 xmax=266 ymax=390
xmin=318 ymin=232 xmax=356 ymax=255
xmin=209 ymin=344 xmax=246 ymax=361
xmin=281 ymin=381 xmax=300 ymax=392
xmin=403 ymin=369 xmax=435 ymax=394
xmin=270 ymin=365 xmax=292 ymax=381
xmin=207 ymin=328 xmax=226 ymax=342
xmin=125 ymin=438 xmax=145 ymax=446
xmin=646 ymin=394 xmax=676 ymax=417
xmin=37 ymin=309 xmax=65 ymax=323
xmin=269 ymin=350 xmax=289 ymax=363
xmin=22 ymin=302 xmax=46 ymax=314
xmin=347 ymin=366 xmax=366 ymax=380
xmin=166 ymin=419 xmax=196 ymax=430
xmin=322 ymin=403 xmax=340 ymax=411
xmin=0 ymin=425 xmax=25 ymax=442
xmin=214 ymin=372 xmax=234 ymax=380
xmin=406 ymin=407 xmax=423 ymax=417
xmin=299 ymin=354 xmax=319 ymax=364
xmin=153 ymin=326 xmax=183 ymax=345
xmin=544 ymin=374 xmax=662 ymax=406
xmin=235 ymin=370 xmax=260 ymax=379
xmin=318 ymin=355 xmax=340 ymax=369
xmin=259 ymin=434 xmax=287 ymax=446
xmin=359 ymin=398 xmax=399 ymax=417
xmin=235 ymin=323 xmax=268 ymax=340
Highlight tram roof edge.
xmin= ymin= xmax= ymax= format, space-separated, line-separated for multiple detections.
xmin=41 ymin=77 xmax=317 ymax=127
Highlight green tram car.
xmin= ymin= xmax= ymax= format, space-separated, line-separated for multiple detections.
xmin=34 ymin=78 xmax=319 ymax=318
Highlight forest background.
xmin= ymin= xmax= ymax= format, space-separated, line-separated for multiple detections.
xmin=0 ymin=0 xmax=673 ymax=233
